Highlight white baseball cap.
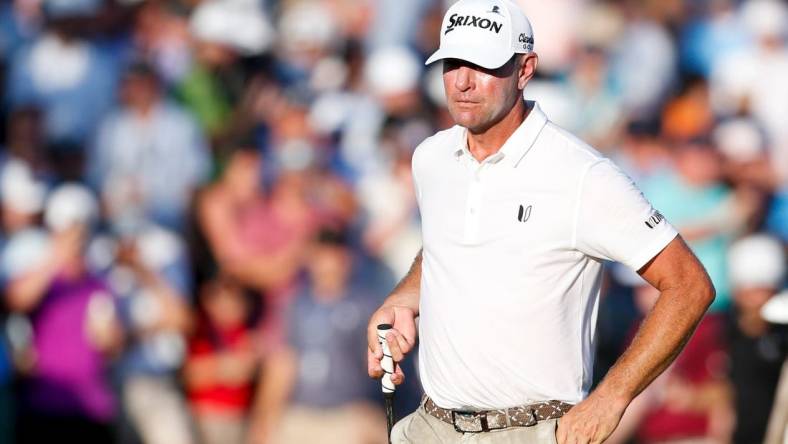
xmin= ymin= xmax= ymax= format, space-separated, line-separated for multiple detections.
xmin=0 ymin=159 xmax=46 ymax=215
xmin=365 ymin=46 xmax=422 ymax=96
xmin=728 ymin=234 xmax=786 ymax=290
xmin=190 ymin=0 xmax=274 ymax=55
xmin=741 ymin=0 xmax=788 ymax=39
xmin=44 ymin=183 xmax=99 ymax=232
xmin=425 ymin=0 xmax=534 ymax=70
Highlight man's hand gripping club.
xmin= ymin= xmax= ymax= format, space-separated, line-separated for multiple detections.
xmin=367 ymin=251 xmax=422 ymax=385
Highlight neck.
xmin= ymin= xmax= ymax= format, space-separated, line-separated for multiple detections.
xmin=467 ymin=99 xmax=528 ymax=162
xmin=132 ymin=101 xmax=157 ymax=119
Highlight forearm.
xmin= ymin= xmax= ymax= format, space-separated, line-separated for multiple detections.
xmin=183 ymin=355 xmax=221 ymax=388
xmin=136 ymin=270 xmax=193 ymax=334
xmin=382 ymin=249 xmax=422 ymax=313
xmin=6 ymin=259 xmax=59 ymax=312
xmin=250 ymin=347 xmax=296 ymax=435
xmin=595 ymin=279 xmax=713 ymax=405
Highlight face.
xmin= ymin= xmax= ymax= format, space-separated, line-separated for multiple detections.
xmin=203 ymin=281 xmax=248 ymax=330
xmin=225 ymin=150 xmax=261 ymax=201
xmin=120 ymin=73 xmax=159 ymax=111
xmin=307 ymin=244 xmax=351 ymax=288
xmin=675 ymin=143 xmax=722 ymax=186
xmin=734 ymin=287 xmax=774 ymax=314
xmin=442 ymin=54 xmax=536 ymax=133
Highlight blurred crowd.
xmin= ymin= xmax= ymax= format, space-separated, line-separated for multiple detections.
xmin=0 ymin=0 xmax=786 ymax=443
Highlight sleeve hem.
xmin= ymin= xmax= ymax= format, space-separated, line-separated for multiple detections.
xmin=625 ymin=228 xmax=679 ymax=272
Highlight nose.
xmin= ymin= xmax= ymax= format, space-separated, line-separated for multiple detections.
xmin=454 ymin=65 xmax=474 ymax=92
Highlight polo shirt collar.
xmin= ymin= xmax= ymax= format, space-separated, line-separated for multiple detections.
xmin=452 ymin=101 xmax=548 ymax=168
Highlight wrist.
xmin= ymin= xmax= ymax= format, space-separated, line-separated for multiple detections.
xmin=589 ymin=380 xmax=632 ymax=413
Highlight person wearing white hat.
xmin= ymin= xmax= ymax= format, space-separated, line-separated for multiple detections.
xmin=3 ymin=183 xmax=122 ymax=442
xmin=726 ymin=234 xmax=787 ymax=442
xmin=366 ymin=0 xmax=714 ymax=442
xmin=0 ymin=159 xmax=46 ymax=235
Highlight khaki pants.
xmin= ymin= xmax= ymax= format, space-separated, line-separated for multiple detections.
xmin=392 ymin=404 xmax=559 ymax=444
xmin=272 ymin=402 xmax=388 ymax=444
xmin=124 ymin=376 xmax=195 ymax=444
xmin=195 ymin=413 xmax=246 ymax=444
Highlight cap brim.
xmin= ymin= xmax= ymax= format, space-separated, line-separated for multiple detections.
xmin=762 ymin=291 xmax=788 ymax=325
xmin=424 ymin=45 xmax=513 ymax=70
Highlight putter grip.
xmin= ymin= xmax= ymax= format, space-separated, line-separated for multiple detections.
xmin=377 ymin=324 xmax=395 ymax=394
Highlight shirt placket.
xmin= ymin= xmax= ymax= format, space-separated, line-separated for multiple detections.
xmin=462 ymin=154 xmax=501 ymax=244
xmin=463 ymin=170 xmax=482 ymax=244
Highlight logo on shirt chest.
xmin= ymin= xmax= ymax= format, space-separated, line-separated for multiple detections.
xmin=517 ymin=204 xmax=532 ymax=222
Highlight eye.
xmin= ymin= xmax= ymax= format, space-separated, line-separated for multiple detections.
xmin=443 ymin=59 xmax=460 ymax=72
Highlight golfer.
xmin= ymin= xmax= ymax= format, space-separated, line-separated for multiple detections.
xmin=366 ymin=0 xmax=714 ymax=443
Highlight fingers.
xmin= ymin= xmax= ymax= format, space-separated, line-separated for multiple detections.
xmin=391 ymin=363 xmax=406 ymax=385
xmin=385 ymin=330 xmax=412 ymax=362
xmin=555 ymin=421 xmax=565 ymax=444
xmin=555 ymin=408 xmax=615 ymax=444
xmin=367 ymin=306 xmax=416 ymax=383
xmin=367 ymin=348 xmax=383 ymax=378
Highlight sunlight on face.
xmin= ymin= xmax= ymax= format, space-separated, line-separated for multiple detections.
xmin=442 ymin=57 xmax=522 ymax=133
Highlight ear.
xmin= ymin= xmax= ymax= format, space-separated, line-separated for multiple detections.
xmin=517 ymin=53 xmax=538 ymax=90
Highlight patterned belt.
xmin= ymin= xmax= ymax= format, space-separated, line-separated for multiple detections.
xmin=423 ymin=396 xmax=573 ymax=433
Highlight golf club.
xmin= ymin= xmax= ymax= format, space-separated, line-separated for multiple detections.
xmin=377 ymin=323 xmax=396 ymax=444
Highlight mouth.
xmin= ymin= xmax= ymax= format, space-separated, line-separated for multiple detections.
xmin=453 ymin=99 xmax=479 ymax=106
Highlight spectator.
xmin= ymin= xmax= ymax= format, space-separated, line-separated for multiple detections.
xmin=661 ymin=77 xmax=715 ymax=143
xmin=678 ymin=0 xmax=748 ymax=78
xmin=726 ymin=234 xmax=787 ymax=443
xmin=609 ymin=5 xmax=677 ymax=119
xmin=3 ymin=183 xmax=121 ymax=443
xmin=357 ymin=124 xmax=421 ymax=277
xmin=710 ymin=0 xmax=788 ymax=183
xmin=613 ymin=119 xmax=671 ymax=184
xmin=89 ymin=62 xmax=210 ymax=230
xmin=255 ymin=228 xmax=387 ymax=444
xmin=714 ymin=118 xmax=774 ymax=233
xmin=1 ymin=108 xmax=50 ymax=177
xmin=5 ymin=4 xmax=118 ymax=149
xmin=131 ymin=0 xmax=193 ymax=87
xmin=185 ymin=276 xmax=261 ymax=444
xmin=642 ymin=137 xmax=754 ymax=312
xmin=607 ymin=272 xmax=734 ymax=443
xmin=198 ymin=141 xmax=322 ymax=349
xmin=179 ymin=0 xmax=274 ymax=140
xmin=0 ymin=159 xmax=46 ymax=236
xmin=196 ymin=142 xmax=307 ymax=293
xmin=91 ymin=223 xmax=195 ymax=444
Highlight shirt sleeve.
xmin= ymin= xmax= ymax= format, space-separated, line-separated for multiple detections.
xmin=574 ymin=159 xmax=678 ymax=271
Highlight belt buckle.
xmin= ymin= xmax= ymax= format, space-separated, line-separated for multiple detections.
xmin=451 ymin=410 xmax=489 ymax=433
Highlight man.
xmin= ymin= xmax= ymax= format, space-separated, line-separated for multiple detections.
xmin=366 ymin=1 xmax=714 ymax=443
xmin=260 ymin=228 xmax=387 ymax=444
xmin=89 ymin=62 xmax=210 ymax=231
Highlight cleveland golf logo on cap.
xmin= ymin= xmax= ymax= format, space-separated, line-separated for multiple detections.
xmin=518 ymin=32 xmax=534 ymax=50
xmin=444 ymin=13 xmax=503 ymax=34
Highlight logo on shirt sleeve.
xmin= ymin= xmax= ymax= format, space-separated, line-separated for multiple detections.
xmin=644 ymin=210 xmax=664 ymax=229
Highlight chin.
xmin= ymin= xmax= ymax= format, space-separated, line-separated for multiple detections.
xmin=450 ymin=111 xmax=480 ymax=129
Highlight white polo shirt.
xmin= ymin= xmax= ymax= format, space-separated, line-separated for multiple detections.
xmin=413 ymin=102 xmax=677 ymax=410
